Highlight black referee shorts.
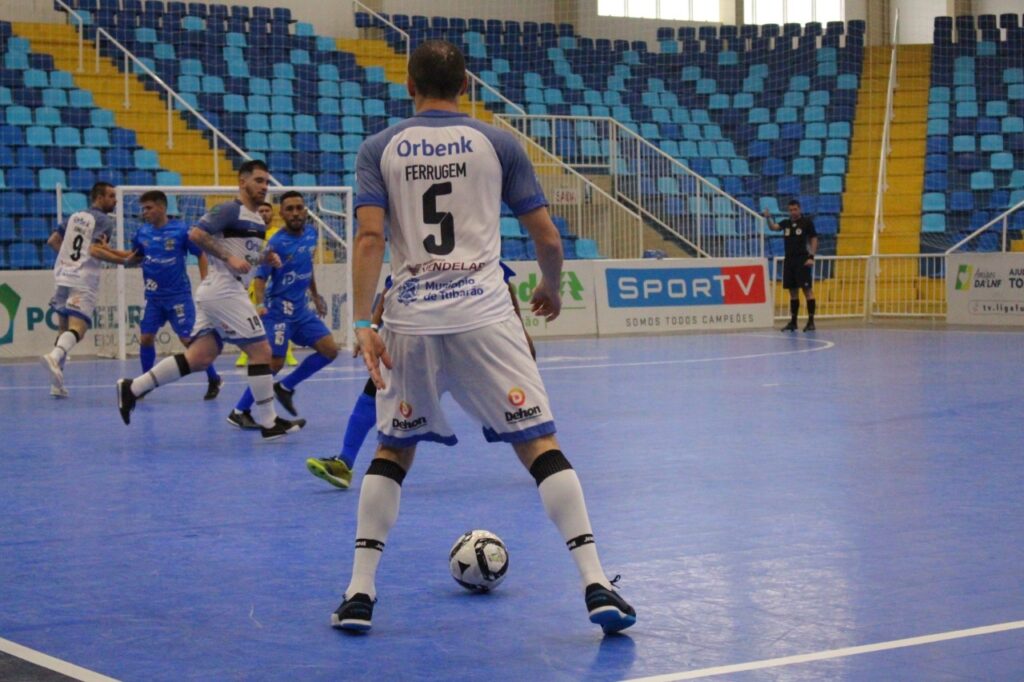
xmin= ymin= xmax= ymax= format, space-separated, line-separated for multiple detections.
xmin=782 ymin=257 xmax=814 ymax=290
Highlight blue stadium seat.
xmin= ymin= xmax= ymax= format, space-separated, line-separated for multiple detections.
xmin=8 ymin=242 xmax=41 ymax=268
xmin=922 ymin=213 xmax=945 ymax=232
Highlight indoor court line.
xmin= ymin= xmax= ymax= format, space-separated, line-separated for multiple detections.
xmin=621 ymin=620 xmax=1024 ymax=681
xmin=542 ymin=336 xmax=835 ymax=372
xmin=0 ymin=636 xmax=119 ymax=682
xmin=0 ymin=337 xmax=835 ymax=392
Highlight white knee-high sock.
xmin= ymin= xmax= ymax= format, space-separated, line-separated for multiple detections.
xmin=247 ymin=364 xmax=277 ymax=428
xmin=132 ymin=353 xmax=190 ymax=396
xmin=48 ymin=331 xmax=78 ymax=365
xmin=531 ymin=450 xmax=610 ymax=589
xmin=345 ymin=459 xmax=406 ymax=600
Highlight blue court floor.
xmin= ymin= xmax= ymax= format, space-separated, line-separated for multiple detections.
xmin=1 ymin=327 xmax=1022 ymax=681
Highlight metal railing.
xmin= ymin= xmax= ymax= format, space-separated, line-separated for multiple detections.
xmin=53 ymin=0 xmax=348 ymax=249
xmin=492 ymin=119 xmax=643 ymax=259
xmin=771 ymin=254 xmax=947 ymax=320
xmin=55 ymin=0 xmax=238 ymax=184
xmin=496 ymin=115 xmax=765 ymax=258
xmin=351 ymin=0 xmax=525 ymax=118
xmin=946 ymin=198 xmax=1024 ymax=253
xmin=871 ymin=8 xmax=899 ymax=258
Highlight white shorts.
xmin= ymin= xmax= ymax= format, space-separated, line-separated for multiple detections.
xmin=49 ymin=285 xmax=98 ymax=327
xmin=191 ymin=291 xmax=266 ymax=346
xmin=377 ymin=315 xmax=555 ymax=448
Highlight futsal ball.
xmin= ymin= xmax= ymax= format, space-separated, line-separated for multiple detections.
xmin=449 ymin=530 xmax=509 ymax=592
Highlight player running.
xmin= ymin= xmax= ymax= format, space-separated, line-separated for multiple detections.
xmin=330 ymin=40 xmax=635 ymax=635
xmin=41 ymin=182 xmax=134 ymax=397
xmin=125 ymin=190 xmax=223 ymax=400
xmin=116 ymin=160 xmax=305 ymax=440
xmin=306 ymin=261 xmax=532 ymax=489
xmin=227 ymin=191 xmax=339 ymax=428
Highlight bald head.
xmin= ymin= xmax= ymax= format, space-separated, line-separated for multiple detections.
xmin=408 ymin=39 xmax=466 ymax=101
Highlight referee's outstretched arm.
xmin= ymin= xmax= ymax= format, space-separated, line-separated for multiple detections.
xmin=761 ymin=209 xmax=781 ymax=231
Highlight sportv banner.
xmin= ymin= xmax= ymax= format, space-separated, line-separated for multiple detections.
xmin=947 ymin=253 xmax=1024 ymax=326
xmin=593 ymin=258 xmax=773 ymax=334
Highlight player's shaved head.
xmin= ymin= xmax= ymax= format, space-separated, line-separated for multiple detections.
xmin=90 ymin=182 xmax=117 ymax=212
xmin=408 ymin=40 xmax=466 ymax=101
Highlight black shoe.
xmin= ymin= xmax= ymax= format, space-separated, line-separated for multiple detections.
xmin=273 ymin=382 xmax=297 ymax=416
xmin=226 ymin=409 xmax=260 ymax=430
xmin=117 ymin=378 xmax=136 ymax=425
xmin=331 ymin=593 xmax=374 ymax=632
xmin=585 ymin=582 xmax=636 ymax=634
xmin=803 ymin=320 xmax=816 ymax=332
xmin=781 ymin=320 xmax=798 ymax=332
xmin=204 ymin=377 xmax=223 ymax=400
xmin=261 ymin=416 xmax=306 ymax=440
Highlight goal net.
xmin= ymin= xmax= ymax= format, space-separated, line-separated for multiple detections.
xmin=97 ymin=185 xmax=353 ymax=360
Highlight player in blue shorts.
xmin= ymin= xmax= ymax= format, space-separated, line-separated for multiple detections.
xmin=305 ymin=262 xmax=531 ymax=489
xmin=126 ymin=190 xmax=223 ymax=400
xmin=330 ymin=40 xmax=633 ymax=635
xmin=227 ymin=191 xmax=339 ymax=428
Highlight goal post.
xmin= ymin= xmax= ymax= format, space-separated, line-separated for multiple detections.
xmin=104 ymin=185 xmax=353 ymax=361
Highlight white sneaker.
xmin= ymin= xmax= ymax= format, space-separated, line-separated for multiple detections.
xmin=50 ymin=385 xmax=69 ymax=398
xmin=40 ymin=354 xmax=64 ymax=392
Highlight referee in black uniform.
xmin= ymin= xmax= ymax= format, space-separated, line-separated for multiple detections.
xmin=763 ymin=199 xmax=818 ymax=332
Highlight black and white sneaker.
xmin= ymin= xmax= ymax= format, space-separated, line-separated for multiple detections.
xmin=116 ymin=378 xmax=137 ymax=425
xmin=204 ymin=377 xmax=223 ymax=400
xmin=331 ymin=593 xmax=374 ymax=632
xmin=226 ymin=409 xmax=260 ymax=430
xmin=273 ymin=382 xmax=297 ymax=416
xmin=585 ymin=581 xmax=636 ymax=634
xmin=260 ymin=416 xmax=306 ymax=441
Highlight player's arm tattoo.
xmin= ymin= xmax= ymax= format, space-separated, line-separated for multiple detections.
xmin=46 ymin=232 xmax=63 ymax=253
xmin=189 ymin=227 xmax=231 ymax=262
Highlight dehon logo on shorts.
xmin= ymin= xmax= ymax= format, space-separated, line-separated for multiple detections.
xmin=0 ymin=283 xmax=22 ymax=346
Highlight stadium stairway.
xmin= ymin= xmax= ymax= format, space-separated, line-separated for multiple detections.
xmin=336 ymin=37 xmax=495 ymax=124
xmin=839 ymin=44 xmax=930 ymax=255
xmin=14 ymin=22 xmax=235 ymax=185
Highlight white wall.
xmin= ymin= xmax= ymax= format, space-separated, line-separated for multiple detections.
xmin=975 ymin=0 xmax=1024 ymax=16
xmin=0 ymin=0 xmax=62 ymax=24
xmin=891 ymin=0 xmax=954 ymax=44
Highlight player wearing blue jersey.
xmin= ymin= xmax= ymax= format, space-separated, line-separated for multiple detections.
xmin=125 ymin=190 xmax=223 ymax=400
xmin=227 ymin=191 xmax=339 ymax=428
xmin=41 ymin=182 xmax=135 ymax=397
xmin=306 ymin=262 xmax=532 ymax=489
xmin=116 ymin=161 xmax=305 ymax=440
xmin=331 ymin=41 xmax=634 ymax=635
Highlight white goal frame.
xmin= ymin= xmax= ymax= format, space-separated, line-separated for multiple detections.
xmin=111 ymin=185 xmax=354 ymax=360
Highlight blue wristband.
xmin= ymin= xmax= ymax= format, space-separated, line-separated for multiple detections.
xmin=353 ymin=319 xmax=373 ymax=329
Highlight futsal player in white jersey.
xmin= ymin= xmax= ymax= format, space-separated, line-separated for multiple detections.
xmin=116 ymin=161 xmax=305 ymax=440
xmin=41 ymin=182 xmax=135 ymax=397
xmin=331 ymin=40 xmax=635 ymax=634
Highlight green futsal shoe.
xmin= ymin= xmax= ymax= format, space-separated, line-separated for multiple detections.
xmin=306 ymin=457 xmax=353 ymax=489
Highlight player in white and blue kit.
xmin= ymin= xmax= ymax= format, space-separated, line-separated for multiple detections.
xmin=227 ymin=191 xmax=338 ymax=428
xmin=41 ymin=182 xmax=135 ymax=397
xmin=117 ymin=161 xmax=305 ymax=440
xmin=126 ymin=190 xmax=223 ymax=400
xmin=331 ymin=41 xmax=635 ymax=634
